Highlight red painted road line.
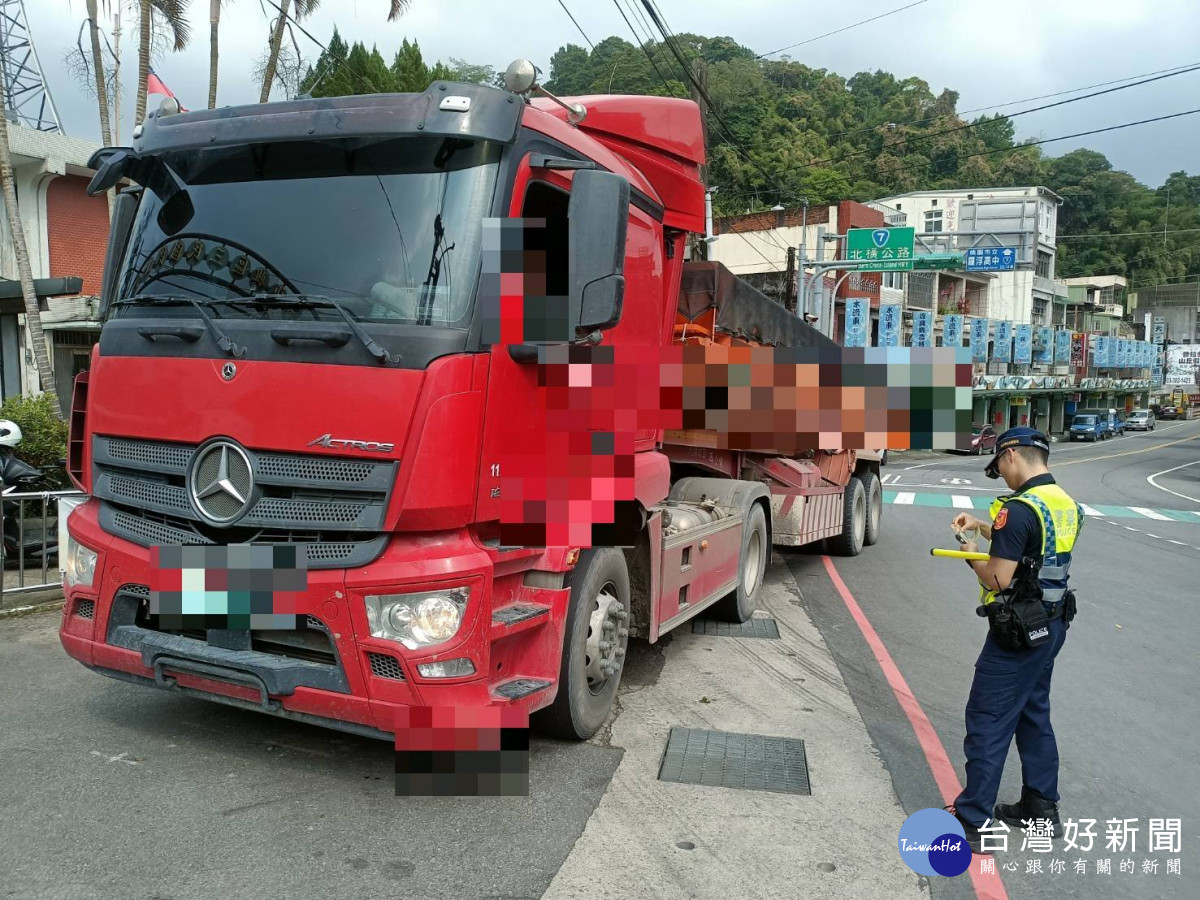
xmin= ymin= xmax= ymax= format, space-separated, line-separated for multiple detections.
xmin=821 ymin=555 xmax=1009 ymax=900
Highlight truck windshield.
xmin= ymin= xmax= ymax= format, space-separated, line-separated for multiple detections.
xmin=113 ymin=136 xmax=501 ymax=330
xmin=1074 ymin=416 xmax=1097 ymax=425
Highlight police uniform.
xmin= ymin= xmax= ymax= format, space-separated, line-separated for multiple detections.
xmin=953 ymin=428 xmax=1082 ymax=832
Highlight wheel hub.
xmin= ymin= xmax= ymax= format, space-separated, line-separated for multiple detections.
xmin=584 ymin=586 xmax=627 ymax=692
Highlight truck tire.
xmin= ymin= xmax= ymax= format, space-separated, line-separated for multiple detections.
xmin=714 ymin=502 xmax=768 ymax=623
xmin=860 ymin=472 xmax=882 ymax=547
xmin=830 ymin=476 xmax=866 ymax=557
xmin=534 ymin=548 xmax=631 ymax=741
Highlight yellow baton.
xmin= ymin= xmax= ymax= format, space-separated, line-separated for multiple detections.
xmin=930 ymin=548 xmax=990 ymax=561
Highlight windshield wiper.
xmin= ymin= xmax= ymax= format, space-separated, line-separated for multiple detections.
xmin=237 ymin=294 xmax=399 ymax=365
xmin=113 ymin=295 xmax=244 ymax=358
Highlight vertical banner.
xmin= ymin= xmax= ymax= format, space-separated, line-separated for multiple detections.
xmin=943 ymin=314 xmax=964 ymax=348
xmin=1014 ymin=324 xmax=1033 ymax=365
xmin=994 ymin=320 xmax=1013 ymax=363
xmin=1070 ymin=332 xmax=1086 ymax=368
xmin=912 ymin=310 xmax=933 ymax=348
xmin=1117 ymin=340 xmax=1128 ymax=368
xmin=843 ymin=298 xmax=869 ymax=348
xmin=1033 ymin=326 xmax=1054 ymax=364
xmin=970 ymin=317 xmax=990 ymax=363
xmin=1095 ymin=336 xmax=1109 ymax=368
xmin=1108 ymin=337 xmax=1119 ymax=368
xmin=1055 ymin=329 xmax=1072 ymax=365
xmin=878 ymin=303 xmax=902 ymax=347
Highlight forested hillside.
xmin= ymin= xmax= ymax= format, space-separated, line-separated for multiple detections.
xmin=300 ymin=30 xmax=1200 ymax=290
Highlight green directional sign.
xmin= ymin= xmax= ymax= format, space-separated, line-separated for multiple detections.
xmin=912 ymin=252 xmax=964 ymax=270
xmin=846 ymin=227 xmax=916 ymax=271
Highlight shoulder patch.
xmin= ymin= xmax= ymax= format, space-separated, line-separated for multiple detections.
xmin=993 ymin=507 xmax=1009 ymax=530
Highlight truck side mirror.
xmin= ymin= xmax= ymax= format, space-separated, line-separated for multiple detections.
xmin=568 ymin=170 xmax=629 ymax=333
xmin=99 ymin=187 xmax=142 ymax=319
xmin=86 ymin=147 xmax=134 ymax=195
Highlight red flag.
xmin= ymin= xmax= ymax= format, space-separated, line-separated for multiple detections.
xmin=146 ymin=66 xmax=188 ymax=112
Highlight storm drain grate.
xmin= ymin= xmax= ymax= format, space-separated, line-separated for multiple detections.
xmin=657 ymin=727 xmax=810 ymax=795
xmin=691 ymin=617 xmax=780 ymax=639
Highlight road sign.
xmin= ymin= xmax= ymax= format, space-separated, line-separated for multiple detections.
xmin=963 ymin=247 xmax=1017 ymax=272
xmin=912 ymin=253 xmax=963 ymax=270
xmin=846 ymin=227 xmax=916 ymax=271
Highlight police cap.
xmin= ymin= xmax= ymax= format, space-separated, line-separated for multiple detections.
xmin=984 ymin=426 xmax=1050 ymax=479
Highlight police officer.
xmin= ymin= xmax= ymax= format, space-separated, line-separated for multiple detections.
xmin=944 ymin=427 xmax=1082 ymax=852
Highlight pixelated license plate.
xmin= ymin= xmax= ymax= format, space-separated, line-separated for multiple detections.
xmin=147 ymin=544 xmax=309 ymax=631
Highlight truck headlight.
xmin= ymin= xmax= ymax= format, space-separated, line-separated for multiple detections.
xmin=65 ymin=535 xmax=98 ymax=588
xmin=364 ymin=587 xmax=470 ymax=649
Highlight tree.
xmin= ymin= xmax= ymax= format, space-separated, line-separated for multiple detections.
xmin=260 ymin=1 xmax=413 ymax=103
xmin=208 ymin=0 xmax=222 ymax=108
xmin=135 ymin=0 xmax=191 ymax=126
xmin=86 ymin=0 xmax=114 ymax=143
xmin=0 ymin=89 xmax=60 ymax=416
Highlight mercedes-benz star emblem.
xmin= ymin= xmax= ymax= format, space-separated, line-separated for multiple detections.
xmin=189 ymin=441 xmax=254 ymax=524
xmin=222 ymin=362 xmax=237 ymax=381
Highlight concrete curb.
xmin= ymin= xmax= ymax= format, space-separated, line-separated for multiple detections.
xmin=0 ymin=598 xmax=65 ymax=620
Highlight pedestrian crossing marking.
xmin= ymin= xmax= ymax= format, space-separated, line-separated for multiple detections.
xmin=881 ymin=491 xmax=1200 ymax=524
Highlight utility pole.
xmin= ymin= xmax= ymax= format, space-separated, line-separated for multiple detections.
xmin=785 ymin=246 xmax=796 ymax=312
xmin=690 ymin=56 xmax=710 ymax=261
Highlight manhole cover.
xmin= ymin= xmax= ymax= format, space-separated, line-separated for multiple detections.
xmin=657 ymin=727 xmax=810 ymax=795
xmin=691 ymin=617 xmax=780 ymax=639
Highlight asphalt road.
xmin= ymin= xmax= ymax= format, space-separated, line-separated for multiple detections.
xmin=789 ymin=418 xmax=1200 ymax=899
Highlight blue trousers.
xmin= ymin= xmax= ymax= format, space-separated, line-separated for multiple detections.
xmin=954 ymin=617 xmax=1068 ymax=827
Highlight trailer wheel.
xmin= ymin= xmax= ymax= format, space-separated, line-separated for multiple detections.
xmin=714 ymin=502 xmax=768 ymax=623
xmin=830 ymin=476 xmax=866 ymax=557
xmin=533 ymin=548 xmax=631 ymax=741
xmin=860 ymin=472 xmax=882 ymax=547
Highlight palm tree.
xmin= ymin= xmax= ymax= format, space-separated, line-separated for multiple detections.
xmin=259 ymin=1 xmax=412 ymax=103
xmin=0 ymin=88 xmax=60 ymax=416
xmin=208 ymin=0 xmax=221 ymax=108
xmin=85 ymin=0 xmax=113 ymax=145
xmin=134 ymin=0 xmax=191 ymax=126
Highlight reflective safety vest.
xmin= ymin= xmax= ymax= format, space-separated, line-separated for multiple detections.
xmin=980 ymin=482 xmax=1084 ymax=607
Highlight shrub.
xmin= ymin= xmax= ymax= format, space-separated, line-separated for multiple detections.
xmin=0 ymin=393 xmax=69 ymax=489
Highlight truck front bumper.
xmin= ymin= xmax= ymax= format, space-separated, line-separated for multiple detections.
xmin=57 ymin=500 xmax=556 ymax=738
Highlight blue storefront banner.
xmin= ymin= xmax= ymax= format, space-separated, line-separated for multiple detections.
xmin=1094 ymin=336 xmax=1110 ymax=368
xmin=844 ymin=297 xmax=869 ymax=348
xmin=1014 ymin=324 xmax=1033 ymax=365
xmin=1108 ymin=338 xmax=1119 ymax=367
xmin=1033 ymin=326 xmax=1054 ymax=364
xmin=878 ymin=303 xmax=902 ymax=347
xmin=912 ymin=310 xmax=933 ymax=348
xmin=1118 ymin=340 xmax=1128 ymax=368
xmin=970 ymin=317 xmax=990 ymax=363
xmin=994 ymin=320 xmax=1012 ymax=362
xmin=943 ymin=314 xmax=963 ymax=348
xmin=1054 ymin=329 xmax=1071 ymax=365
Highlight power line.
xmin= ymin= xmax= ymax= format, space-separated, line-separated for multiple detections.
xmin=756 ymin=0 xmax=932 ymax=59
xmin=1056 ymin=228 xmax=1200 ymax=241
xmin=820 ymin=61 xmax=1200 ymax=143
xmin=554 ymin=0 xmax=595 ymax=50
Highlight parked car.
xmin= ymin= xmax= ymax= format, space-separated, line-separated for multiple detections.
xmin=967 ymin=424 xmax=998 ymax=455
xmin=1157 ymin=405 xmax=1180 ymax=420
xmin=1069 ymin=414 xmax=1107 ymax=442
xmin=1126 ymin=410 xmax=1156 ymax=431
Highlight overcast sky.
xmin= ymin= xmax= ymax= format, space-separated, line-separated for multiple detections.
xmin=30 ymin=0 xmax=1200 ymax=188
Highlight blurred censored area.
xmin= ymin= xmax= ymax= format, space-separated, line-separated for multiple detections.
xmin=482 ymin=218 xmax=973 ymax=549
xmin=147 ymin=544 xmax=308 ymax=630
xmin=395 ymin=706 xmax=530 ymax=798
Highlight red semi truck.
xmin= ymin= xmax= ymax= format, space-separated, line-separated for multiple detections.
xmin=59 ymin=71 xmax=883 ymax=741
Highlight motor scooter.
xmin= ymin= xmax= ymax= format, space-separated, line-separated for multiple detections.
xmin=0 ymin=420 xmax=59 ymax=567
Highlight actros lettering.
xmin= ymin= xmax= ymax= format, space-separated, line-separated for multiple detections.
xmin=307 ymin=434 xmax=395 ymax=453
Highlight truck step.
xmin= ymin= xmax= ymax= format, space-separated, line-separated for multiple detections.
xmin=492 ymin=678 xmax=552 ymax=701
xmin=492 ymin=604 xmax=551 ymax=627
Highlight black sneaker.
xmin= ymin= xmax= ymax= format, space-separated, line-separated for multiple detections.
xmin=994 ymin=787 xmax=1061 ymax=833
xmin=944 ymin=805 xmax=988 ymax=855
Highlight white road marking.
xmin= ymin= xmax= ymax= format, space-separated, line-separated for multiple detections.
xmin=90 ymin=750 xmax=139 ymax=765
xmin=940 ymin=477 xmax=972 ymax=485
xmin=951 ymin=495 xmax=974 ymax=509
xmin=1146 ymin=534 xmax=1161 ymax=540
xmin=1169 ymin=540 xmax=1186 ymax=545
xmin=1079 ymin=503 xmax=1104 ymax=517
xmin=901 ymin=461 xmax=941 ymax=470
xmin=1130 ymin=507 xmax=1172 ymax=521
xmin=894 ymin=492 xmax=916 ymax=505
xmin=1125 ymin=526 xmax=1138 ymax=531
xmin=1146 ymin=459 xmax=1200 ymax=506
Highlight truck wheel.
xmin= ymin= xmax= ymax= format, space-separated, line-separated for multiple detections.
xmin=714 ymin=502 xmax=768 ymax=622
xmin=534 ymin=548 xmax=631 ymax=741
xmin=830 ymin=476 xmax=866 ymax=557
xmin=861 ymin=472 xmax=882 ymax=547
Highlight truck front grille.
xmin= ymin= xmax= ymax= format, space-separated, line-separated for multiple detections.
xmin=92 ymin=435 xmax=396 ymax=568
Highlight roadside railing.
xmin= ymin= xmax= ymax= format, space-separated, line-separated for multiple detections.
xmin=1 ymin=490 xmax=86 ymax=596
